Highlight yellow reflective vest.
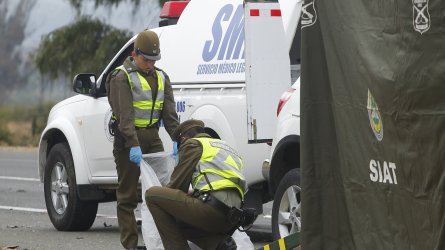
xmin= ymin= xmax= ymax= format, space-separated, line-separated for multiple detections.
xmin=115 ymin=65 xmax=165 ymax=127
xmin=192 ymin=137 xmax=247 ymax=201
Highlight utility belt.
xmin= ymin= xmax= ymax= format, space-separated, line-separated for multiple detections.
xmin=192 ymin=190 xmax=257 ymax=231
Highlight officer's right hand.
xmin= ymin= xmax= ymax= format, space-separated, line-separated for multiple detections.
xmin=129 ymin=146 xmax=142 ymax=166
xmin=173 ymin=142 xmax=178 ymax=161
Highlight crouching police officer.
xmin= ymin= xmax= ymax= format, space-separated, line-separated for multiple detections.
xmin=106 ymin=30 xmax=179 ymax=249
xmin=146 ymin=119 xmax=251 ymax=250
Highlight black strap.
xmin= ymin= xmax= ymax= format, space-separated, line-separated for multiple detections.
xmin=193 ymin=191 xmax=257 ymax=235
xmin=198 ymin=165 xmax=214 ymax=191
xmin=203 ymin=173 xmax=214 ymax=191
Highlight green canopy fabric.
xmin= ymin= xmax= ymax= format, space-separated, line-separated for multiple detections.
xmin=300 ymin=0 xmax=445 ymax=249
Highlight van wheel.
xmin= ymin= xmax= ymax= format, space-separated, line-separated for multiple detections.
xmin=44 ymin=143 xmax=98 ymax=231
xmin=272 ymin=169 xmax=301 ymax=240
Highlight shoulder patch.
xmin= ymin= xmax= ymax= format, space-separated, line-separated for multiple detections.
xmin=154 ymin=66 xmax=165 ymax=75
xmin=155 ymin=67 xmax=169 ymax=80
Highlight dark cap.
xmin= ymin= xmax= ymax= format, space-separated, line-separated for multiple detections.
xmin=134 ymin=30 xmax=161 ymax=61
xmin=172 ymin=119 xmax=205 ymax=142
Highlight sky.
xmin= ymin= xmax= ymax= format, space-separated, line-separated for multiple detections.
xmin=0 ymin=0 xmax=162 ymax=104
xmin=4 ymin=0 xmax=161 ymax=54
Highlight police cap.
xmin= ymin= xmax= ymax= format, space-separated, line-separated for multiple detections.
xmin=173 ymin=119 xmax=205 ymax=142
xmin=134 ymin=30 xmax=161 ymax=61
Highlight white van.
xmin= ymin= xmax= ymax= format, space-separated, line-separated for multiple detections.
xmin=38 ymin=0 xmax=300 ymax=233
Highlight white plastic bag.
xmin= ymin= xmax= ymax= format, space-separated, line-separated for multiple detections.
xmin=231 ymin=230 xmax=255 ymax=250
xmin=143 ymin=151 xmax=176 ymax=186
xmin=140 ymin=152 xmax=176 ymax=250
xmin=140 ymin=160 xmax=163 ymax=250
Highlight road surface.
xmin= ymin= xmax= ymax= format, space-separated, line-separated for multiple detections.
xmin=0 ymin=147 xmax=272 ymax=250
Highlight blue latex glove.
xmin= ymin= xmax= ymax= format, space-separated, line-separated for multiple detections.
xmin=173 ymin=142 xmax=179 ymax=161
xmin=129 ymin=146 xmax=142 ymax=166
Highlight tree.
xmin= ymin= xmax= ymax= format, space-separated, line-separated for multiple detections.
xmin=68 ymin=0 xmax=166 ymax=11
xmin=34 ymin=16 xmax=132 ymax=80
xmin=68 ymin=0 xmax=268 ymax=13
xmin=0 ymin=0 xmax=35 ymax=103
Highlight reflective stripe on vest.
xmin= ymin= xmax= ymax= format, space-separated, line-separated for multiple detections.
xmin=192 ymin=137 xmax=247 ymax=200
xmin=115 ymin=66 xmax=165 ymax=127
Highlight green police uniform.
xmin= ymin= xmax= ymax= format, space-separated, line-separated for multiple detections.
xmin=106 ymin=55 xmax=178 ymax=248
xmin=146 ymin=129 xmax=247 ymax=250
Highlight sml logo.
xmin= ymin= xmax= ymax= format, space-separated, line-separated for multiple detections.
xmin=367 ymin=89 xmax=383 ymax=141
xmin=197 ymin=4 xmax=245 ymax=76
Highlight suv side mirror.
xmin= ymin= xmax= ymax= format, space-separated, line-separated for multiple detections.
xmin=73 ymin=73 xmax=96 ymax=96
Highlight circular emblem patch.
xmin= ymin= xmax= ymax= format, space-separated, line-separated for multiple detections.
xmin=104 ymin=109 xmax=114 ymax=142
xmin=367 ymin=90 xmax=383 ymax=141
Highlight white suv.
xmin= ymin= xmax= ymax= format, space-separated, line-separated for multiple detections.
xmin=37 ymin=0 xmax=298 ymax=232
xmin=37 ymin=0 xmax=300 ymax=233
xmin=263 ymin=78 xmax=300 ymax=239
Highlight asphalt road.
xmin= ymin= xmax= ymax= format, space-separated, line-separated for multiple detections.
xmin=0 ymin=147 xmax=272 ymax=250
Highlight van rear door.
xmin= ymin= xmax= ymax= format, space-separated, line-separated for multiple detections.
xmin=245 ymin=2 xmax=291 ymax=143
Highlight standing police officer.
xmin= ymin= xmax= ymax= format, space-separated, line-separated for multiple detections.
xmin=146 ymin=119 xmax=248 ymax=250
xmin=106 ymin=30 xmax=179 ymax=250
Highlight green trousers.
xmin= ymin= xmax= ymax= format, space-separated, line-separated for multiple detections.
xmin=114 ymin=127 xmax=163 ymax=249
xmin=146 ymin=187 xmax=234 ymax=250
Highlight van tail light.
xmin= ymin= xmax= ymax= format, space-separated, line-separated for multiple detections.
xmin=160 ymin=1 xmax=190 ymax=18
xmin=277 ymin=88 xmax=295 ymax=116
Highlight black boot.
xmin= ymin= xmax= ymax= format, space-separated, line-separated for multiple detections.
xmin=216 ymin=236 xmax=237 ymax=250
xmin=126 ymin=246 xmax=146 ymax=250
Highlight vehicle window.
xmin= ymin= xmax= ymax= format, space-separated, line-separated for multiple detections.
xmin=290 ymin=24 xmax=300 ymax=83
xmin=96 ymin=43 xmax=134 ymax=97
xmin=290 ymin=23 xmax=300 ymax=65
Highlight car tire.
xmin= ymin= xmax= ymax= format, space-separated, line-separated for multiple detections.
xmin=44 ymin=143 xmax=98 ymax=231
xmin=271 ymin=168 xmax=301 ymax=240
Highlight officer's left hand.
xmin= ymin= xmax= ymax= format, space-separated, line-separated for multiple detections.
xmin=173 ymin=142 xmax=178 ymax=161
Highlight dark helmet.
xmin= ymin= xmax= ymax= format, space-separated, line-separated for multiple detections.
xmin=172 ymin=119 xmax=205 ymax=142
xmin=134 ymin=30 xmax=161 ymax=61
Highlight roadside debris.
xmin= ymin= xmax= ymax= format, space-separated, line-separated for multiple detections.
xmin=1 ymin=246 xmax=19 ymax=250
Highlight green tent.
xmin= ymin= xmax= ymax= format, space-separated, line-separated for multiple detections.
xmin=300 ymin=0 xmax=445 ymax=248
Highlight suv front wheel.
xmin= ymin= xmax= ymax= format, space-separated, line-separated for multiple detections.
xmin=44 ymin=143 xmax=98 ymax=231
xmin=271 ymin=168 xmax=301 ymax=240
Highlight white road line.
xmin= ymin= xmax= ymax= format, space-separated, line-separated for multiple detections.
xmin=0 ymin=176 xmax=40 ymax=182
xmin=96 ymin=214 xmax=142 ymax=220
xmin=0 ymin=158 xmax=35 ymax=162
xmin=97 ymin=214 xmax=118 ymax=219
xmin=0 ymin=205 xmax=47 ymax=213
xmin=0 ymin=205 xmax=138 ymax=220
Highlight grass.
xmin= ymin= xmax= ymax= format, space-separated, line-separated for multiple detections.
xmin=0 ymin=103 xmax=54 ymax=147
